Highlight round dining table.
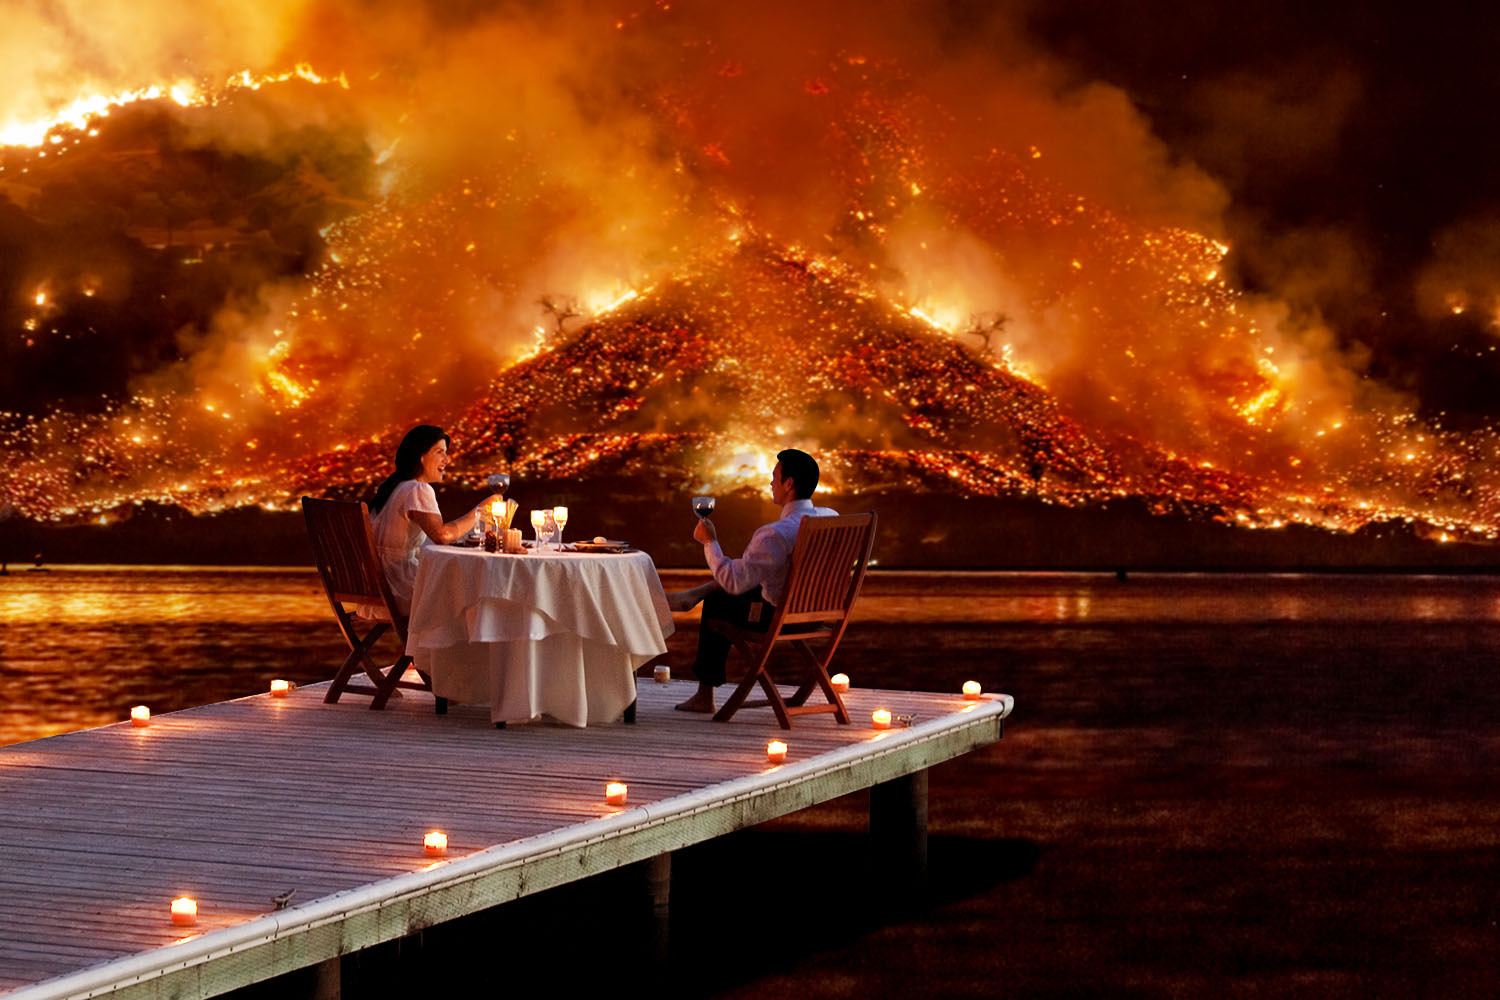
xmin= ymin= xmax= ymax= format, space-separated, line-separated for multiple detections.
xmin=404 ymin=545 xmax=675 ymax=726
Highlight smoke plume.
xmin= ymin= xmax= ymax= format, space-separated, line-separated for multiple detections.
xmin=2 ymin=0 xmax=1497 ymax=536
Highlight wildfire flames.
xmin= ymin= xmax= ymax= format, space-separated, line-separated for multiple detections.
xmin=1 ymin=1 xmax=1497 ymax=544
xmin=0 ymin=64 xmax=347 ymax=149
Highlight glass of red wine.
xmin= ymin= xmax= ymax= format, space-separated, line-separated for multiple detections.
xmin=692 ymin=496 xmax=716 ymax=519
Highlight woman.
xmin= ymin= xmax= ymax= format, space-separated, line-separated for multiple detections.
xmin=368 ymin=424 xmax=498 ymax=615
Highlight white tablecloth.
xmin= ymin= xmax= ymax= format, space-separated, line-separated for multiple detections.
xmin=405 ymin=546 xmax=674 ymax=726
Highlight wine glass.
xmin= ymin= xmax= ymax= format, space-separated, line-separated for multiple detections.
xmin=692 ymin=496 xmax=716 ymax=519
xmin=529 ymin=509 xmax=547 ymax=549
xmin=552 ymin=506 xmax=569 ymax=548
xmin=543 ymin=511 xmax=558 ymax=551
xmin=487 ymin=473 xmax=511 ymax=494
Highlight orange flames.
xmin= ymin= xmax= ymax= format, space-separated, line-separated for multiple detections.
xmin=0 ymin=64 xmax=347 ymax=148
xmin=1 ymin=2 xmax=1498 ymax=544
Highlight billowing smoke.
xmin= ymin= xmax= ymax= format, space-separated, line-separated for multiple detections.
xmin=2 ymin=0 xmax=1497 ymax=534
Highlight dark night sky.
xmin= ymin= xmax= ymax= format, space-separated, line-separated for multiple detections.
xmin=1008 ymin=1 xmax=1500 ymax=419
xmin=1018 ymin=3 xmax=1500 ymax=244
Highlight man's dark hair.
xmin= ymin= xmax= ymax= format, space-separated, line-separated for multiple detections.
xmin=776 ymin=448 xmax=819 ymax=500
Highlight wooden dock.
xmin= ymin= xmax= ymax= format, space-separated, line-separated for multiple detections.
xmin=0 ymin=679 xmax=1012 ymax=999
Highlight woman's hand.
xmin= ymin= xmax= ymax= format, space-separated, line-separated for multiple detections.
xmin=473 ymin=492 xmax=505 ymax=518
xmin=411 ymin=492 xmax=503 ymax=545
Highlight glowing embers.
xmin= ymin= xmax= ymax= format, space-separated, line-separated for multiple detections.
xmin=1 ymin=142 xmax=1496 ymax=541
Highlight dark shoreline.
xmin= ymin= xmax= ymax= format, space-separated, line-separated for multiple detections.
xmin=4 ymin=485 xmax=1496 ymax=572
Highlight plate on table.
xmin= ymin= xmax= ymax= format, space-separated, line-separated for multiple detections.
xmin=573 ymin=539 xmax=632 ymax=553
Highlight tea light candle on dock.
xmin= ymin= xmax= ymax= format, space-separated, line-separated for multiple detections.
xmin=269 ymin=679 xmax=291 ymax=697
xmin=962 ymin=680 xmax=983 ymax=700
xmin=423 ymin=831 xmax=448 ymax=857
xmin=130 ymin=706 xmax=150 ymax=727
xmin=830 ymin=673 xmax=850 ymax=693
xmin=871 ymin=708 xmax=892 ymax=730
xmin=170 ymin=897 xmax=197 ymax=926
xmin=605 ymin=781 xmax=628 ymax=806
xmin=766 ymin=740 xmax=788 ymax=764
xmin=653 ymin=665 xmax=671 ymax=684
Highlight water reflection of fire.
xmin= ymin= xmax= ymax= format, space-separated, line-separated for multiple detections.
xmin=1 ymin=5 xmax=1497 ymax=545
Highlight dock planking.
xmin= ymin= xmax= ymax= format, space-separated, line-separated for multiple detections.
xmin=0 ymin=677 xmax=1011 ymax=999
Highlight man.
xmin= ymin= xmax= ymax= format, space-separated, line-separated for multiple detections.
xmin=672 ymin=448 xmax=838 ymax=713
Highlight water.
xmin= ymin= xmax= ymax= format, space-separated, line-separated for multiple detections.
xmin=5 ymin=566 xmax=1498 ymax=994
xmin=0 ymin=566 xmax=345 ymax=744
xmin=5 ymin=565 xmax=1500 ymax=746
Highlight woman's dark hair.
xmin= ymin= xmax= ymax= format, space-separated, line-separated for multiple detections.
xmin=776 ymin=448 xmax=819 ymax=500
xmin=371 ymin=425 xmax=450 ymax=513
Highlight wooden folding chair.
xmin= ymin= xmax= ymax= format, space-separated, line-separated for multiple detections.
xmin=712 ymin=512 xmax=878 ymax=728
xmin=301 ymin=497 xmax=440 ymax=711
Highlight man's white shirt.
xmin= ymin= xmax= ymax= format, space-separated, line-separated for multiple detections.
xmin=703 ymin=498 xmax=839 ymax=607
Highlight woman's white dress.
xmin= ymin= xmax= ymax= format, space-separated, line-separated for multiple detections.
xmin=367 ymin=479 xmax=440 ymax=615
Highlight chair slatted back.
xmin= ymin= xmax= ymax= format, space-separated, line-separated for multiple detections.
xmin=301 ymin=497 xmax=398 ymax=618
xmin=709 ymin=511 xmax=878 ymax=728
xmin=301 ymin=496 xmax=428 ymax=710
xmin=779 ymin=513 xmax=877 ymax=625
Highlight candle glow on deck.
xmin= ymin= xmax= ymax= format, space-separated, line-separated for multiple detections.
xmin=169 ymin=897 xmax=197 ymax=927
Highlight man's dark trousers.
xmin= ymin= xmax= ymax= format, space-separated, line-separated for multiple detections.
xmin=692 ymin=585 xmax=773 ymax=687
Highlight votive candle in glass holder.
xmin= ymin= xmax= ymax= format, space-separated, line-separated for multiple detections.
xmin=766 ymin=740 xmax=788 ymax=764
xmin=605 ymin=781 xmax=628 ymax=806
xmin=270 ymin=679 xmax=291 ymax=697
xmin=130 ymin=706 xmax=151 ymax=727
xmin=423 ymin=831 xmax=448 ymax=857
xmin=830 ymin=673 xmax=850 ymax=693
xmin=871 ymin=709 xmax=892 ymax=730
xmin=170 ymin=896 xmax=197 ymax=926
xmin=962 ymin=680 xmax=983 ymax=700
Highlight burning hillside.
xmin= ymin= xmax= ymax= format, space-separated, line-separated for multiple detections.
xmin=2 ymin=2 xmax=1499 ymax=549
xmin=5 ymin=220 xmax=1492 ymax=544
